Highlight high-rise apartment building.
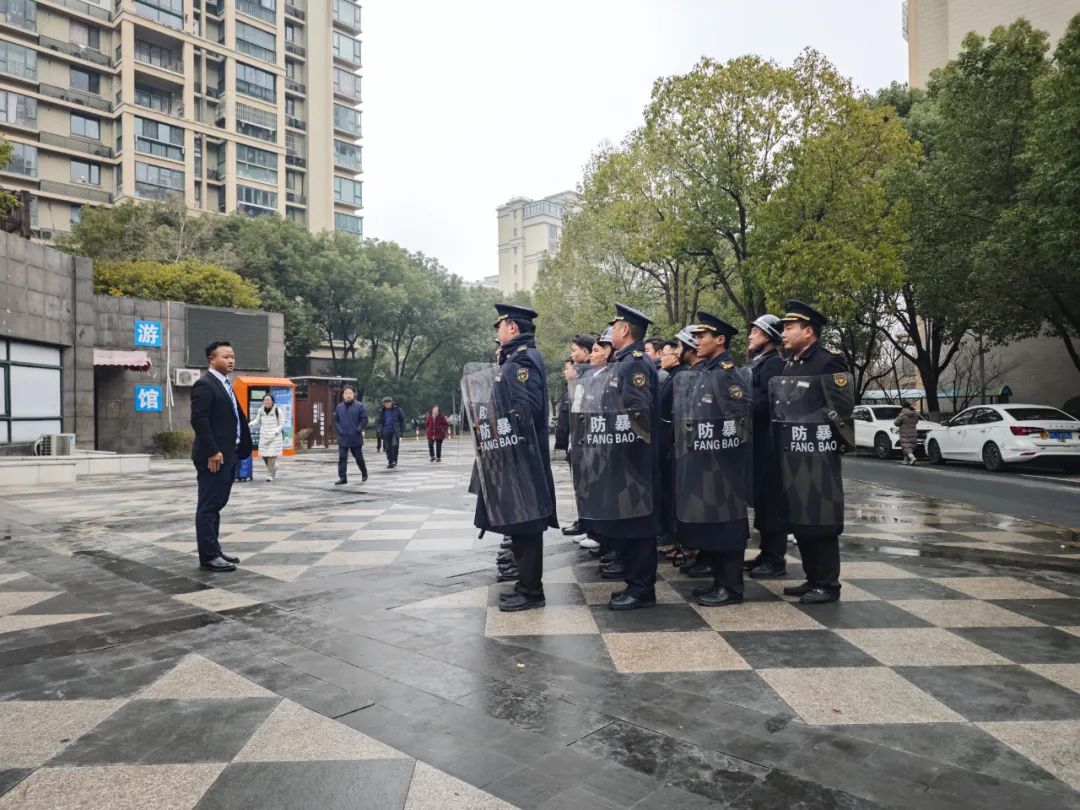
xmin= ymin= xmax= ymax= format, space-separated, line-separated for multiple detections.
xmin=495 ymin=191 xmax=576 ymax=295
xmin=0 ymin=0 xmax=363 ymax=240
xmin=905 ymin=0 xmax=1078 ymax=87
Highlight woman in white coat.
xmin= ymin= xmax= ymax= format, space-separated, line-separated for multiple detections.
xmin=249 ymin=393 xmax=285 ymax=481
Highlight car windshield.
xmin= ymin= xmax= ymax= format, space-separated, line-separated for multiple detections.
xmin=1004 ymin=407 xmax=1077 ymax=422
xmin=871 ymin=407 xmax=901 ymax=420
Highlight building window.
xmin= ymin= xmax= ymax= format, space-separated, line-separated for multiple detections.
xmin=237 ymin=0 xmax=274 ymax=22
xmin=235 ymin=102 xmax=276 ymax=142
xmin=236 ymin=144 xmax=278 ymax=184
xmin=512 ymin=246 xmax=516 ymax=255
xmin=0 ymin=41 xmax=37 ymax=80
xmin=332 ymin=139 xmax=361 ymax=171
xmin=236 ymin=21 xmax=276 ymax=63
xmin=236 ymin=62 xmax=276 ymax=102
xmin=333 ymin=176 xmax=362 ymax=207
xmin=512 ymin=227 xmax=517 ymax=237
xmin=69 ymin=67 xmax=100 ymax=94
xmin=134 ymin=39 xmax=180 ymax=71
xmin=332 ymin=32 xmax=361 ymax=64
xmin=332 ymin=68 xmax=361 ymax=100
xmin=70 ymin=204 xmax=82 ymax=224
xmin=133 ymin=0 xmax=182 ymax=29
xmin=287 ymin=207 xmax=305 ymax=224
xmin=332 ymin=0 xmax=361 ymax=29
xmin=2 ymin=142 xmax=36 ymax=177
xmin=284 ymin=22 xmax=297 ymax=43
xmin=70 ymin=112 xmax=100 ymax=139
xmin=69 ymin=159 xmax=100 ymax=185
xmin=0 ymin=90 xmax=37 ymax=128
xmin=0 ymin=340 xmax=63 ymax=444
xmin=69 ymin=20 xmax=100 ymax=50
xmin=134 ymin=161 xmax=183 ymax=200
xmin=333 ymin=103 xmax=361 ymax=135
xmin=0 ymin=0 xmax=37 ymax=32
xmin=334 ymin=212 xmax=362 ymax=236
xmin=135 ymin=117 xmax=183 ymax=161
xmin=237 ymin=183 xmax=277 ymax=217
xmin=548 ymin=223 xmax=558 ymax=253
xmin=134 ymin=85 xmax=173 ymax=115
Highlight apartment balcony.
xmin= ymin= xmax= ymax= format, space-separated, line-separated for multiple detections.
xmin=284 ymin=3 xmax=304 ymax=20
xmin=37 ymin=35 xmax=112 ymax=67
xmin=332 ymin=3 xmax=361 ymax=33
xmin=285 ymin=154 xmax=305 ymax=168
xmin=286 ymin=190 xmax=305 ymax=205
xmin=332 ymin=84 xmax=361 ymax=103
xmin=333 ymin=153 xmax=361 ymax=173
xmin=285 ymin=79 xmax=305 ymax=95
xmin=134 ymin=54 xmax=183 ymax=74
xmin=38 ymin=0 xmax=112 ymax=21
xmin=39 ymin=132 xmax=114 ymax=159
xmin=38 ymin=83 xmax=112 ymax=112
xmin=284 ymin=115 xmax=305 ymax=130
xmin=285 ymin=42 xmax=305 ymax=58
xmin=206 ymin=168 xmax=224 ymax=182
xmin=39 ymin=179 xmax=112 ymax=204
xmin=194 ymin=82 xmax=223 ymax=100
xmin=333 ymin=51 xmax=362 ymax=70
xmin=235 ymin=0 xmax=273 ymax=22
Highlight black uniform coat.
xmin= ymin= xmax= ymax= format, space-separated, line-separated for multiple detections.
xmin=775 ymin=339 xmax=850 ymax=536
xmin=554 ymin=389 xmax=570 ymax=453
xmin=190 ymin=373 xmax=253 ymax=466
xmin=587 ymin=341 xmax=662 ymax=541
xmin=659 ymin=363 xmax=689 ymax=534
xmin=473 ymin=333 xmax=559 ymax=536
xmin=748 ymin=348 xmax=786 ymax=532
xmin=675 ymin=351 xmax=750 ymax=552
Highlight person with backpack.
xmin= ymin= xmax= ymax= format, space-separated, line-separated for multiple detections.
xmin=249 ymin=393 xmax=285 ymax=482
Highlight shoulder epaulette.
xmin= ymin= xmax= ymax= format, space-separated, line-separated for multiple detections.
xmin=721 ymin=360 xmax=734 ymax=369
xmin=825 ymin=346 xmax=842 ymax=355
xmin=517 ymin=346 xmax=527 ymax=353
xmin=632 ymin=350 xmax=643 ymax=358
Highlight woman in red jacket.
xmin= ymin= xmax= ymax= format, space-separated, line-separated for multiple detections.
xmin=425 ymin=405 xmax=449 ymax=462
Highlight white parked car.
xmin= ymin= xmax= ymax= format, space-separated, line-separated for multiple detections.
xmin=852 ymin=405 xmax=936 ymax=459
xmin=925 ymin=404 xmax=1080 ymax=472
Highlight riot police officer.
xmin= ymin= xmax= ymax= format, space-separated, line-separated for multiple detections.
xmin=744 ymin=314 xmax=789 ymax=579
xmin=773 ymin=300 xmax=853 ymax=605
xmin=468 ymin=304 xmax=558 ymax=612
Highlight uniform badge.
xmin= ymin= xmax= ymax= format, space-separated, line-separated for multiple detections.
xmin=833 ymin=374 xmax=847 ymax=388
xmin=632 ymin=350 xmax=643 ymax=358
xmin=517 ymin=368 xmax=529 ymax=383
xmin=701 ymin=393 xmax=714 ymax=404
xmin=632 ymin=372 xmax=646 ymax=388
xmin=729 ymin=385 xmax=744 ymax=399
xmin=721 ymin=360 xmax=734 ymax=369
xmin=517 ymin=346 xmax=527 ymax=353
xmin=495 ymin=375 xmax=502 ymax=382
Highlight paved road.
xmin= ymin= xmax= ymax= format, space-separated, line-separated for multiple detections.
xmin=844 ymin=453 xmax=1080 ymax=530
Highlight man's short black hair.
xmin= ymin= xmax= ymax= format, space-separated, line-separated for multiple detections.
xmin=571 ymin=334 xmax=595 ymax=352
xmin=627 ymin=322 xmax=645 ymax=342
xmin=206 ymin=340 xmax=231 ymax=360
xmin=645 ymin=337 xmax=665 ymax=353
xmin=664 ymin=339 xmax=679 ymax=350
xmin=510 ymin=318 xmax=535 ymax=335
xmin=564 ymin=357 xmax=573 ymax=365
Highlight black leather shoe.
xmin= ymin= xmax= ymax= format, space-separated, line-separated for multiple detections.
xmin=220 ymin=553 xmax=240 ymax=564
xmin=749 ymin=561 xmax=787 ymax=579
xmin=499 ymin=587 xmax=527 ymax=600
xmin=678 ymin=557 xmax=699 ymax=574
xmin=800 ymin=587 xmax=840 ymax=605
xmin=334 ymin=479 xmax=348 ymax=485
xmin=600 ymin=565 xmax=628 ymax=580
xmin=697 ymin=587 xmax=743 ymax=607
xmin=496 ymin=568 xmax=519 ymax=582
xmin=496 ymin=551 xmax=514 ymax=563
xmin=687 ymin=563 xmax=714 ymax=578
xmin=500 ymin=537 xmax=513 ymax=549
xmin=609 ymin=593 xmax=656 ymax=611
xmin=362 ymin=473 xmax=368 ymax=483
xmin=562 ymin=521 xmax=586 ymax=536
xmin=200 ymin=557 xmax=236 ymax=572
xmin=691 ymin=584 xmax=718 ymax=597
xmin=600 ymin=551 xmax=617 ymax=564
xmin=783 ymin=581 xmax=813 ymax=597
xmin=499 ymin=593 xmax=545 ymax=612
xmin=743 ymin=556 xmax=762 ymax=572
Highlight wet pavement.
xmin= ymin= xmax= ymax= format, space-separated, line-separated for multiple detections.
xmin=0 ymin=439 xmax=1078 ymax=809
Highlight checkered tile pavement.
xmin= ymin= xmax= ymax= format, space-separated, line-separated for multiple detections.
xmin=0 ymin=653 xmax=516 ymax=809
xmin=0 ymin=565 xmax=108 ymax=637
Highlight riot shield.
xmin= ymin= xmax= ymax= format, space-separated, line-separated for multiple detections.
xmin=461 ymin=362 xmax=553 ymax=527
xmin=569 ymin=365 xmax=654 ymax=520
xmin=673 ymin=367 xmax=753 ymax=524
xmin=769 ymin=373 xmax=854 ymax=529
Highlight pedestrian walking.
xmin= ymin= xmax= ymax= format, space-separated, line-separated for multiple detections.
xmin=334 ymin=385 xmax=369 ymax=485
xmin=466 ymin=303 xmax=558 ymax=612
xmin=894 ymin=402 xmax=920 ymax=465
xmin=248 ymin=393 xmax=285 ymax=482
xmin=190 ymin=341 xmax=252 ymax=572
xmin=379 ymin=397 xmax=406 ymax=468
xmin=772 ymin=300 xmax=855 ymax=605
xmin=425 ymin=405 xmax=449 ymax=462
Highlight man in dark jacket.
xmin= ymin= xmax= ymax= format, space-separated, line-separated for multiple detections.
xmin=658 ymin=330 xmax=698 ymax=543
xmin=190 ymin=341 xmax=253 ymax=572
xmin=334 ymin=385 xmax=369 ymax=485
xmin=744 ymin=314 xmax=789 ymax=578
xmin=474 ymin=303 xmax=558 ymax=612
xmin=554 ymin=358 xmax=574 ymax=459
xmin=379 ymin=397 xmax=406 ymax=468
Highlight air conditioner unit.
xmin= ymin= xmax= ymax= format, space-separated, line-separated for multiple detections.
xmin=174 ymin=368 xmax=202 ymax=387
xmin=35 ymin=433 xmax=76 ymax=456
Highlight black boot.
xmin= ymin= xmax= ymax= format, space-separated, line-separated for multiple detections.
xmin=697 ymin=587 xmax=743 ymax=607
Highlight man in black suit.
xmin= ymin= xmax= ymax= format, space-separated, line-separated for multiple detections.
xmin=190 ymin=341 xmax=253 ymax=572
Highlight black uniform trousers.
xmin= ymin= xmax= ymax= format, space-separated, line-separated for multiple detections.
xmin=795 ymin=532 xmax=841 ymax=591
xmin=618 ymin=538 xmax=657 ymax=599
xmin=385 ymin=434 xmax=400 ymax=465
xmin=427 ymin=438 xmax=443 ymax=460
xmin=337 ymin=445 xmax=367 ymax=480
xmin=700 ymin=550 xmax=744 ymax=594
xmin=757 ymin=530 xmax=788 ymax=567
xmin=511 ymin=532 xmax=543 ymax=596
xmin=195 ymin=461 xmax=236 ymax=563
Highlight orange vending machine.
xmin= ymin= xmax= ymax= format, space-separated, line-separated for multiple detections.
xmin=232 ymin=376 xmax=297 ymax=457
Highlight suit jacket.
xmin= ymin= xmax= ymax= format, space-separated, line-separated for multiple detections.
xmin=190 ymin=372 xmax=253 ymax=465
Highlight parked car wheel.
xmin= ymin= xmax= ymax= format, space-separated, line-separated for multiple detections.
xmin=982 ymin=442 xmax=1007 ymax=472
xmin=927 ymin=439 xmax=945 ymax=465
xmin=873 ymin=432 xmax=894 ymax=460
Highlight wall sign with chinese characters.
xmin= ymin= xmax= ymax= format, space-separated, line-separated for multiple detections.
xmin=135 ymin=385 xmax=163 ymax=412
xmin=134 ymin=320 xmax=163 ymax=347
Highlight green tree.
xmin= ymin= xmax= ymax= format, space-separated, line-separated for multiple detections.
xmin=94 ymin=259 xmax=261 ymax=308
xmin=0 ymin=137 xmax=17 ymax=216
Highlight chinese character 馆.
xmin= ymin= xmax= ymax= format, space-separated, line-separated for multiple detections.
xmin=138 ymin=387 xmax=160 ymax=410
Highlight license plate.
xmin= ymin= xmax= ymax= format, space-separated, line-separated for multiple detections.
xmin=1049 ymin=431 xmax=1073 ymax=440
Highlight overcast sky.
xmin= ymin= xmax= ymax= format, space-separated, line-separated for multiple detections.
xmin=359 ymin=1 xmax=909 ymax=282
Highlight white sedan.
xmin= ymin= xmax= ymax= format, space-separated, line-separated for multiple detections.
xmin=925 ymin=404 xmax=1080 ymax=472
xmin=852 ymin=405 xmax=936 ymax=459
